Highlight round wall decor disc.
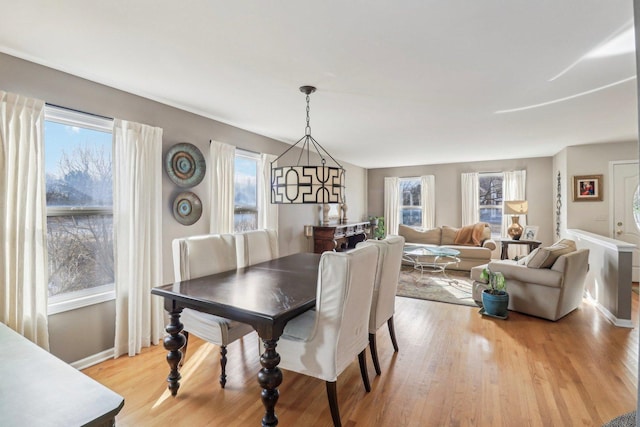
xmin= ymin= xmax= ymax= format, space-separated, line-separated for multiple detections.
xmin=172 ymin=191 xmax=202 ymax=225
xmin=165 ymin=142 xmax=206 ymax=187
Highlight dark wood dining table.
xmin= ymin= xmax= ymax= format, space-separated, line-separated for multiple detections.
xmin=151 ymin=252 xmax=322 ymax=427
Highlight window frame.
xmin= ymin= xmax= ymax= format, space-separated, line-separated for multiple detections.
xmin=44 ymin=105 xmax=115 ymax=315
xmin=234 ymin=149 xmax=260 ymax=232
xmin=478 ymin=172 xmax=504 ymax=238
xmin=399 ymin=177 xmax=423 ymax=228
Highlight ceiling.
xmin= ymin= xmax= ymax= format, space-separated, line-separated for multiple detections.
xmin=0 ymin=1 xmax=637 ymax=169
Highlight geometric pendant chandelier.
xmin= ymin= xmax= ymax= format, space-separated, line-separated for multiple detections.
xmin=271 ymin=85 xmax=345 ymax=204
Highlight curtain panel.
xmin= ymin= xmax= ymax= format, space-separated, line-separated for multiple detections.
xmin=461 ymin=172 xmax=479 ymax=226
xmin=421 ymin=175 xmax=436 ymax=229
xmin=0 ymin=91 xmax=49 ymax=349
xmin=113 ymin=119 xmax=164 ymax=358
xmin=384 ymin=177 xmax=400 ymax=236
xmin=258 ymin=153 xmax=278 ymax=231
xmin=209 ymin=140 xmax=235 ymax=234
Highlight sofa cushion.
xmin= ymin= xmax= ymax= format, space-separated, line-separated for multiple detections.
xmin=527 ymin=240 xmax=576 ymax=269
xmin=398 ymin=224 xmax=441 ymax=245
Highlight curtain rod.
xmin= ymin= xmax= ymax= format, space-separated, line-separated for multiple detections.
xmin=45 ymin=102 xmax=113 ymax=121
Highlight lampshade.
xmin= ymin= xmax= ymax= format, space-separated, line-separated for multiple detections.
xmin=504 ymin=200 xmax=528 ymax=215
xmin=271 ymin=86 xmax=345 ymax=204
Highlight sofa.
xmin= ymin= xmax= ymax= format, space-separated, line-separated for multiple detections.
xmin=397 ymin=223 xmax=497 ymax=271
xmin=470 ymin=239 xmax=590 ymax=321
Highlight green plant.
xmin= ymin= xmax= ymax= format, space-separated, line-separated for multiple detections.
xmin=479 ymin=267 xmax=506 ymax=295
xmin=373 ymin=216 xmax=385 ymax=239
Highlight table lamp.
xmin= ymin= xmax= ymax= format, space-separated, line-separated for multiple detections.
xmin=504 ymin=200 xmax=528 ymax=240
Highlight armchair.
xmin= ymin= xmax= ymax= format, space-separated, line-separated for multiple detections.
xmin=276 ymin=245 xmax=380 ymax=427
xmin=172 ymin=234 xmax=254 ymax=388
xmin=471 ymin=243 xmax=590 ymax=321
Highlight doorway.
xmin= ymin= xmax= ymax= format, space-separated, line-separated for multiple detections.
xmin=611 ymin=160 xmax=640 ymax=281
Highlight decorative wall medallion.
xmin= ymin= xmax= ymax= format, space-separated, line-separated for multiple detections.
xmin=172 ymin=191 xmax=202 ymax=225
xmin=165 ymin=142 xmax=206 ymax=187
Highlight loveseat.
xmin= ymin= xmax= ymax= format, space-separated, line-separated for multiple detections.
xmin=397 ymin=223 xmax=497 ymax=271
xmin=470 ymin=239 xmax=590 ymax=321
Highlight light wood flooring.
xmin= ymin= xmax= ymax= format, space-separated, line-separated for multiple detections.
xmin=83 ymin=293 xmax=639 ymax=426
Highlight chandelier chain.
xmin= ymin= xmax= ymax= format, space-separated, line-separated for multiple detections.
xmin=305 ymin=94 xmax=311 ymax=136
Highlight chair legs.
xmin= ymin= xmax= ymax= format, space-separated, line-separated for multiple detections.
xmin=325 ymin=381 xmax=341 ymax=427
xmin=219 ymin=345 xmax=228 ymax=388
xmin=388 ymin=316 xmax=399 ymax=352
xmin=179 ymin=331 xmax=190 ymax=368
xmin=369 ymin=333 xmax=382 ymax=376
xmin=358 ymin=349 xmax=371 ymax=392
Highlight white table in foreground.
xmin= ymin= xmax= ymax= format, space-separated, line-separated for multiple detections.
xmin=402 ymin=244 xmax=461 ymax=279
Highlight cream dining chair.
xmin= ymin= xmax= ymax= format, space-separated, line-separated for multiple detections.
xmin=172 ymin=233 xmax=254 ymax=388
xmin=356 ymin=235 xmax=405 ymax=375
xmin=276 ymin=244 xmax=380 ymax=427
xmin=235 ymin=229 xmax=279 ymax=267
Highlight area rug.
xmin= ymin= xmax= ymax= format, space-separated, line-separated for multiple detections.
xmin=397 ymin=265 xmax=477 ymax=307
xmin=603 ymin=411 xmax=635 ymax=427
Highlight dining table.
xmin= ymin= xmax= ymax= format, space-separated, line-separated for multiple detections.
xmin=151 ymin=251 xmax=322 ymax=427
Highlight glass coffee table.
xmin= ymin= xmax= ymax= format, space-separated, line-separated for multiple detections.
xmin=402 ymin=244 xmax=461 ymax=280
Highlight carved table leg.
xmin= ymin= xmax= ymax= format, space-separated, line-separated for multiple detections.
xmin=163 ymin=308 xmax=186 ymax=396
xmin=257 ymin=338 xmax=283 ymax=427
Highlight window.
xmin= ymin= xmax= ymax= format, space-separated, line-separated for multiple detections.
xmin=399 ymin=177 xmax=422 ymax=227
xmin=478 ymin=173 xmax=503 ymax=236
xmin=45 ymin=106 xmax=114 ymax=313
xmin=234 ymin=150 xmax=259 ymax=232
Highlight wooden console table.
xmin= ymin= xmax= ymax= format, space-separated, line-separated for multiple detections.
xmin=500 ymin=239 xmax=542 ymax=260
xmin=312 ymin=221 xmax=370 ymax=253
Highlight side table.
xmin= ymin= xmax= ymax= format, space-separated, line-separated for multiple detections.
xmin=500 ymin=239 xmax=542 ymax=260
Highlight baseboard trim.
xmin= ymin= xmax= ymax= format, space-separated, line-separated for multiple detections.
xmin=71 ymin=348 xmax=114 ymax=370
xmin=587 ymin=296 xmax=634 ymax=329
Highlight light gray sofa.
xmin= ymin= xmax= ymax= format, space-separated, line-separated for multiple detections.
xmin=470 ymin=239 xmax=590 ymax=321
xmin=397 ymin=223 xmax=497 ymax=271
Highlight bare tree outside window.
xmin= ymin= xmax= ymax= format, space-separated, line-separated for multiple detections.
xmin=45 ymin=114 xmax=113 ymax=298
xmin=478 ymin=173 xmax=503 ymax=236
xmin=400 ymin=178 xmax=422 ymax=227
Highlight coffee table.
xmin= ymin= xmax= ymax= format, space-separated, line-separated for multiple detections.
xmin=403 ymin=244 xmax=461 ymax=279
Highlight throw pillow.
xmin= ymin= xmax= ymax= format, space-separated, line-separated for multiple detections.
xmin=527 ymin=242 xmax=575 ymax=269
xmin=517 ymin=248 xmax=539 ymax=266
xmin=441 ymin=226 xmax=458 ymax=245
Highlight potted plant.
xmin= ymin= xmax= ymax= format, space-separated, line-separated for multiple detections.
xmin=479 ymin=267 xmax=508 ymax=318
xmin=373 ymin=216 xmax=385 ymax=240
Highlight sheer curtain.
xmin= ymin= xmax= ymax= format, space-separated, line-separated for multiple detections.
xmin=258 ymin=153 xmax=278 ymax=230
xmin=0 ymin=91 xmax=49 ymax=349
xmin=502 ymin=170 xmax=527 ymax=258
xmin=421 ymin=175 xmax=436 ymax=229
xmin=209 ymin=140 xmax=235 ymax=234
xmin=461 ymin=172 xmax=479 ymax=226
xmin=113 ymin=119 xmax=164 ymax=358
xmin=384 ymin=177 xmax=400 ymax=236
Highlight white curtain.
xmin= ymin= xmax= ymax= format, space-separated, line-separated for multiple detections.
xmin=461 ymin=172 xmax=479 ymax=226
xmin=502 ymin=170 xmax=527 ymax=258
xmin=113 ymin=119 xmax=164 ymax=358
xmin=258 ymin=153 xmax=278 ymax=230
xmin=209 ymin=140 xmax=235 ymax=234
xmin=0 ymin=91 xmax=49 ymax=349
xmin=421 ymin=175 xmax=436 ymax=229
xmin=384 ymin=177 xmax=400 ymax=236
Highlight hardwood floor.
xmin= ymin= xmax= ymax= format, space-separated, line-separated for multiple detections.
xmin=83 ymin=294 xmax=638 ymax=426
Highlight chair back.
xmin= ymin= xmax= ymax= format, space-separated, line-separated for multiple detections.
xmin=315 ymin=244 xmax=379 ymax=376
xmin=357 ymin=235 xmax=405 ymax=332
xmin=235 ymin=229 xmax=279 ymax=267
xmin=172 ymin=234 xmax=237 ymax=281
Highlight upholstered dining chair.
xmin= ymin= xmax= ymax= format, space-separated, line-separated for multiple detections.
xmin=356 ymin=235 xmax=405 ymax=375
xmin=276 ymin=244 xmax=380 ymax=427
xmin=172 ymin=234 xmax=254 ymax=388
xmin=235 ymin=228 xmax=279 ymax=267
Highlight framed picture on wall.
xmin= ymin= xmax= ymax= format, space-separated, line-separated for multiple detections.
xmin=522 ymin=225 xmax=539 ymax=241
xmin=573 ymin=174 xmax=603 ymax=202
